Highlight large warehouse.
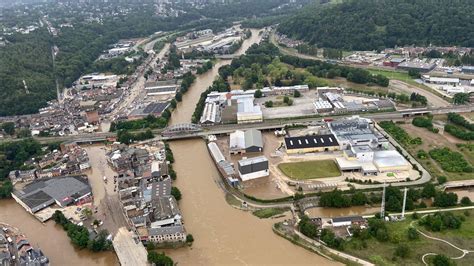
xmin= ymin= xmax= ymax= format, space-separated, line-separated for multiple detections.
xmin=229 ymin=129 xmax=263 ymax=154
xmin=12 ymin=176 xmax=92 ymax=213
xmin=284 ymin=134 xmax=340 ymax=154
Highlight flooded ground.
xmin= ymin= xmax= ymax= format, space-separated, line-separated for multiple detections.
xmin=306 ymin=206 xmax=381 ymax=218
xmin=0 ymin=200 xmax=118 ymax=265
xmin=165 ymin=140 xmax=339 ymax=265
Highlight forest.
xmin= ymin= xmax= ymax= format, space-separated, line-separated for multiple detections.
xmin=278 ymin=0 xmax=474 ymax=51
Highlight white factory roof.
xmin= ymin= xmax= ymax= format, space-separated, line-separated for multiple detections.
xmin=208 ymin=142 xmax=225 ymax=163
xmin=200 ymin=102 xmax=218 ymax=124
xmin=314 ymin=100 xmax=333 ymax=110
xmin=429 ymin=77 xmax=460 ymax=83
xmin=373 ymin=150 xmax=410 ymax=168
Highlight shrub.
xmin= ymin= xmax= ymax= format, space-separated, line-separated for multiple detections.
xmin=429 ymin=147 xmax=472 ymax=173
xmin=407 ymin=227 xmax=419 ymax=240
xmin=460 ymin=196 xmax=472 ymax=206
xmin=394 ymin=243 xmax=410 ymax=258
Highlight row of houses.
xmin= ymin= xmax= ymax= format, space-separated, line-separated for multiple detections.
xmin=109 ymin=144 xmax=187 ymax=244
xmin=9 ymin=142 xmax=90 ymax=184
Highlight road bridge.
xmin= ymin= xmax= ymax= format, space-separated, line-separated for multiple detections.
xmin=442 ymin=180 xmax=474 ymax=191
xmin=5 ymin=105 xmax=471 ymax=144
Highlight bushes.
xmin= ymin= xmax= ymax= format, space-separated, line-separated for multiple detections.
xmin=171 ymin=186 xmax=182 ymax=201
xmin=433 ymin=191 xmax=458 ymax=207
xmin=117 ymin=129 xmax=154 ymax=145
xmin=379 ymin=121 xmax=422 ymax=146
xmin=412 ymin=117 xmax=433 ymax=130
xmin=299 ymin=215 xmax=318 ymax=239
xmin=418 ymin=212 xmax=463 ymax=232
xmin=110 ymin=114 xmax=168 ymax=132
xmin=444 ymin=124 xmax=474 ymax=141
xmin=429 ymin=148 xmax=472 ymax=173
xmin=320 ymin=228 xmax=344 ymax=250
xmin=447 ymin=113 xmax=474 ymax=130
xmin=147 ymin=251 xmax=173 ymax=266
xmin=52 ymin=211 xmax=112 ymax=251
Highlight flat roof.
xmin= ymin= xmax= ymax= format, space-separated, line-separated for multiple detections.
xmin=285 ymin=134 xmax=339 ymax=150
xmin=13 ymin=176 xmax=92 ymax=212
xmin=238 ymin=156 xmax=268 ymax=167
xmin=332 ymin=216 xmax=365 ymax=223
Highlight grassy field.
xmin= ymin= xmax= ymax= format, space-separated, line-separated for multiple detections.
xmin=252 ymin=207 xmax=289 ymax=219
xmin=278 ymin=160 xmax=341 ymax=180
xmin=399 ymin=122 xmax=474 ymax=181
xmin=345 ymin=210 xmax=474 ymax=266
xmin=368 ymin=68 xmax=449 ymax=101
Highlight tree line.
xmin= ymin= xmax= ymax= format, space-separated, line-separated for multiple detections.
xmin=278 ymin=0 xmax=474 ymax=51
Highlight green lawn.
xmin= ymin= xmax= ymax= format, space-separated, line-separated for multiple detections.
xmin=252 ymin=207 xmax=289 ymax=219
xmin=278 ymin=160 xmax=341 ymax=180
xmin=345 ymin=210 xmax=474 ymax=266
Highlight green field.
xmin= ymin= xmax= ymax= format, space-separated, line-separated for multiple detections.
xmin=278 ymin=160 xmax=341 ymax=180
xmin=252 ymin=207 xmax=289 ymax=219
xmin=345 ymin=210 xmax=474 ymax=265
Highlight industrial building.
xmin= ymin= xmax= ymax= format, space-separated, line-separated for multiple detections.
xmin=397 ymin=60 xmax=436 ymax=72
xmin=284 ymin=135 xmax=340 ymax=154
xmin=328 ymin=117 xmax=411 ymax=175
xmin=331 ymin=216 xmax=366 ymax=227
xmin=237 ymin=156 xmax=269 ymax=181
xmin=422 ymin=75 xmax=460 ymax=85
xmin=144 ymin=82 xmax=178 ymax=96
xmin=462 ymin=66 xmax=474 ymax=74
xmin=200 ymin=102 xmax=220 ymax=125
xmin=128 ymin=102 xmax=170 ymax=119
xmin=229 ymin=129 xmax=263 ymax=155
xmin=235 ymin=95 xmax=263 ymax=124
xmin=12 ymin=176 xmax=92 ymax=213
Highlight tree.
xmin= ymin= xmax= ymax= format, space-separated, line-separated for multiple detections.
xmin=293 ymin=90 xmax=301 ymax=98
xmin=1 ymin=122 xmax=15 ymax=135
xmin=0 ymin=182 xmax=13 ymax=199
xmin=283 ymin=96 xmax=290 ymax=104
xmin=299 ymin=215 xmax=317 ymax=239
xmin=264 ymin=101 xmax=273 ymax=108
xmin=171 ymin=187 xmax=182 ymax=201
xmin=394 ymin=243 xmax=410 ymax=258
xmin=453 ymin=93 xmax=470 ymax=104
xmin=186 ymin=234 xmax=194 ymax=244
xmin=254 ymin=89 xmax=262 ymax=98
xmin=437 ymin=175 xmax=447 ymax=184
xmin=175 ymin=91 xmax=183 ymax=102
xmin=17 ymin=129 xmax=31 ymax=138
xmin=407 ymin=227 xmax=419 ymax=240
xmin=170 ymin=99 xmax=177 ymax=109
xmin=147 ymin=251 xmax=174 ymax=266
xmin=460 ymin=196 xmax=472 ymax=206
xmin=422 ymin=183 xmax=436 ymax=198
xmin=408 ymin=69 xmax=421 ymax=78
xmin=431 ymin=254 xmax=455 ymax=266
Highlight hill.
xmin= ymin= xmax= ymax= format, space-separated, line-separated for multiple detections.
xmin=277 ymin=0 xmax=474 ymax=51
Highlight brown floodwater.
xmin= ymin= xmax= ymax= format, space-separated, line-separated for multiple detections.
xmin=305 ymin=206 xmax=381 ymax=218
xmin=165 ymin=29 xmax=340 ymax=265
xmin=447 ymin=188 xmax=474 ymax=202
xmin=0 ymin=200 xmax=118 ymax=266
xmin=165 ymin=140 xmax=339 ymax=265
